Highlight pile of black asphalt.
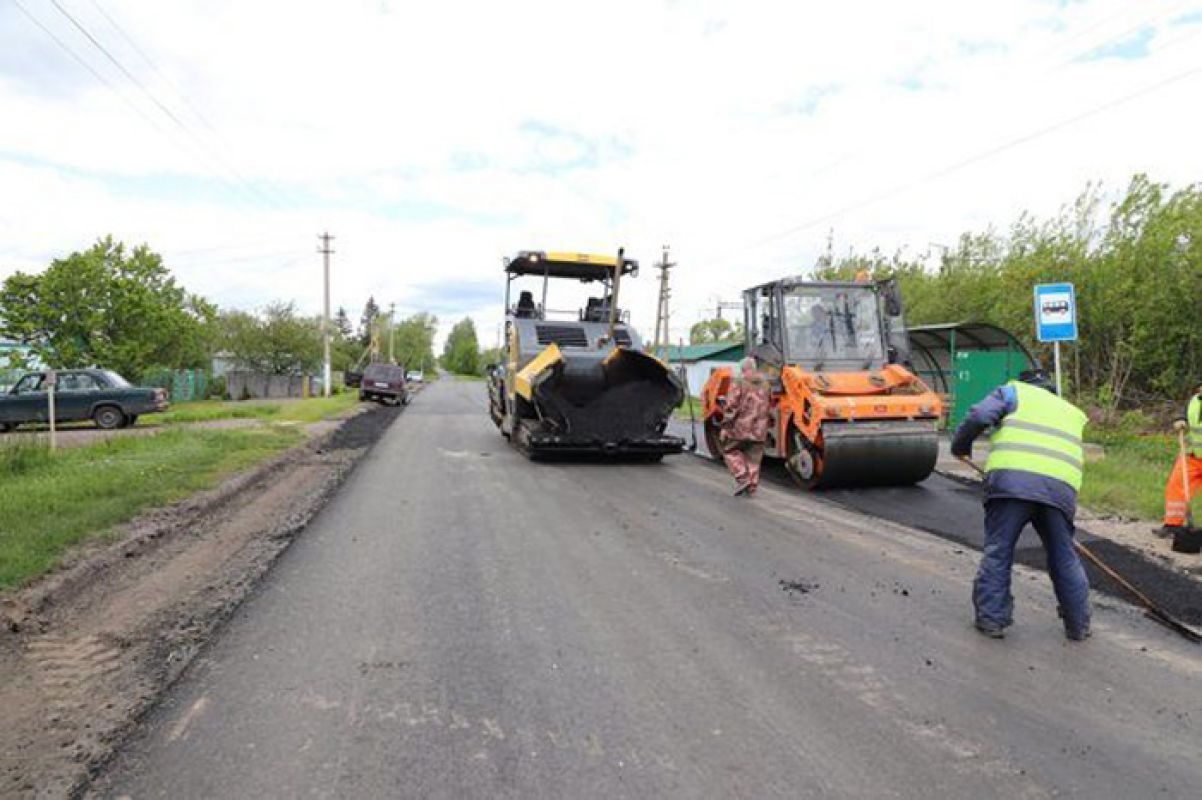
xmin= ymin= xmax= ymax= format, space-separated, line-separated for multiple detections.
xmin=327 ymin=403 xmax=404 ymax=450
xmin=673 ymin=420 xmax=1201 ymax=627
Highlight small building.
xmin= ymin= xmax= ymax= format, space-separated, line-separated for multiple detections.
xmin=664 ymin=342 xmax=745 ymax=395
xmin=906 ymin=323 xmax=1036 ymax=430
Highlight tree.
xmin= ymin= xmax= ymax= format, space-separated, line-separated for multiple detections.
xmin=0 ymin=236 xmax=214 ymax=378
xmin=814 ymin=173 xmax=1202 ymax=414
xmin=334 ymin=306 xmax=353 ymax=339
xmin=391 ymin=312 xmax=438 ymax=373
xmin=478 ymin=346 xmax=503 ymax=374
xmin=359 ymin=296 xmax=381 ymax=347
xmin=218 ymin=302 xmax=322 ymax=374
xmin=441 ymin=317 xmax=480 ymax=375
xmin=689 ymin=317 xmax=741 ymax=344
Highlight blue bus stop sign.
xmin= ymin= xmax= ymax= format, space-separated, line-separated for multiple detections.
xmin=1034 ymin=283 xmax=1077 ymax=342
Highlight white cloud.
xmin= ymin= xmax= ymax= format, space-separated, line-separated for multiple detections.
xmin=1 ymin=0 xmax=1200 ymax=348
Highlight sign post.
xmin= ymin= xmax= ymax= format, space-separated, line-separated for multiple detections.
xmin=44 ymin=369 xmax=57 ymax=452
xmin=1033 ymin=283 xmax=1078 ymax=396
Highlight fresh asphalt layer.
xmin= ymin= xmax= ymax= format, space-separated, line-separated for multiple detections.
xmin=674 ymin=419 xmax=1202 ymax=625
xmin=97 ymin=380 xmax=1202 ymax=798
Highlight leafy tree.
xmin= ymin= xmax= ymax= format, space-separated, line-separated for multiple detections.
xmin=816 ymin=174 xmax=1202 ymax=416
xmin=0 ymin=236 xmax=214 ymax=377
xmin=391 ymin=312 xmax=438 ymax=373
xmin=441 ymin=317 xmax=480 ymax=375
xmin=689 ymin=317 xmax=742 ymax=344
xmin=478 ymin=346 xmax=504 ymax=374
xmin=218 ymin=301 xmax=322 ymax=374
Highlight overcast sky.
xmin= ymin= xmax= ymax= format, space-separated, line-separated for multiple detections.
xmin=2 ymin=0 xmax=1200 ymax=348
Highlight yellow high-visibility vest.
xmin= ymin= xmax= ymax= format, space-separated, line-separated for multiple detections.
xmin=1187 ymin=395 xmax=1202 ymax=458
xmin=985 ymin=381 xmax=1087 ymax=491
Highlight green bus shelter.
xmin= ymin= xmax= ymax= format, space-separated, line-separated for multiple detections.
xmin=906 ymin=323 xmax=1036 ymax=430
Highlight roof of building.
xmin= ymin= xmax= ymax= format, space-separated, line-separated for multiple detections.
xmin=907 ymin=322 xmax=1034 ymax=355
xmin=664 ymin=342 xmax=745 ymax=362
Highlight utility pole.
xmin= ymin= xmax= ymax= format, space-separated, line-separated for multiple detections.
xmin=318 ymin=232 xmax=334 ymax=397
xmin=652 ymin=245 xmax=675 ymax=360
xmin=388 ymin=302 xmax=396 ymax=364
xmin=714 ymin=301 xmax=741 ymax=320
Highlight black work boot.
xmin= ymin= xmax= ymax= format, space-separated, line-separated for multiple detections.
xmin=975 ymin=621 xmax=1006 ymax=639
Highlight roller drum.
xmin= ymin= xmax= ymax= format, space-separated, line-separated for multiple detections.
xmin=815 ymin=420 xmax=939 ymax=488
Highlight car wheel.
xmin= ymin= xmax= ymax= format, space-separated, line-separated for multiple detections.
xmin=0 ymin=422 xmax=11 ymax=434
xmin=93 ymin=405 xmax=126 ymax=430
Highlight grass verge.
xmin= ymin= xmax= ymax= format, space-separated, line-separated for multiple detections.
xmin=674 ymin=396 xmax=704 ymax=421
xmin=157 ymin=391 xmax=358 ymax=426
xmin=1081 ymin=430 xmax=1177 ymax=521
xmin=0 ymin=426 xmax=303 ymax=589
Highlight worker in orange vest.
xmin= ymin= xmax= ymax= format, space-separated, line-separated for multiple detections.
xmin=1161 ymin=385 xmax=1202 ymax=536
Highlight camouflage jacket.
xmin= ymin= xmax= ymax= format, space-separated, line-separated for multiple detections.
xmin=721 ymin=375 xmax=772 ymax=442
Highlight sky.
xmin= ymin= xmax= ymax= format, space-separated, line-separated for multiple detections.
xmin=1 ymin=0 xmax=1201 ymax=350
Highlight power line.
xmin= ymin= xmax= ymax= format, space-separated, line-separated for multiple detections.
xmin=86 ymin=0 xmax=220 ymax=134
xmin=13 ymin=0 xmax=268 ymax=208
xmin=85 ymin=0 xmax=294 ymax=208
xmin=709 ymin=60 xmax=1202 ymax=264
xmin=44 ymin=0 xmax=284 ymax=209
xmin=10 ymin=0 xmax=176 ymax=142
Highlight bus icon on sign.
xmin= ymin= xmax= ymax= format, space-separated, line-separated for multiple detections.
xmin=1041 ymin=299 xmax=1070 ymax=318
xmin=1034 ymin=283 xmax=1077 ymax=343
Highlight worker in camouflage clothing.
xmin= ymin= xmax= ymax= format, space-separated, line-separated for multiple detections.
xmin=718 ymin=357 xmax=773 ymax=497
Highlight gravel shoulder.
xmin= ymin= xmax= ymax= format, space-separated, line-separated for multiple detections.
xmin=0 ymin=405 xmax=402 ymax=798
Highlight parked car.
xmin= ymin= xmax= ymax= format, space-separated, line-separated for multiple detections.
xmin=0 ymin=369 xmax=169 ymax=432
xmin=358 ymin=363 xmax=409 ymax=406
xmin=405 ymin=370 xmax=424 ymax=384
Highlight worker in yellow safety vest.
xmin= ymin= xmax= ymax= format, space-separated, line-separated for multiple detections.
xmin=1161 ymin=385 xmax=1202 ymax=536
xmin=951 ymin=369 xmax=1091 ymax=641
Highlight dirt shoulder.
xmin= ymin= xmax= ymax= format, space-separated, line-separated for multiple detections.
xmin=0 ymin=404 xmax=402 ymax=798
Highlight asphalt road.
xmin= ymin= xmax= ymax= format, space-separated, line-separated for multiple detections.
xmin=98 ymin=380 xmax=1202 ymax=798
xmin=672 ymin=419 xmax=1202 ymax=624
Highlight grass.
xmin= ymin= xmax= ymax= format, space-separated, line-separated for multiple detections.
xmin=0 ymin=426 xmax=303 ymax=589
xmin=674 ymin=396 xmax=704 ymax=421
xmin=1080 ymin=430 xmax=1178 ymax=521
xmin=157 ymin=391 xmax=358 ymax=426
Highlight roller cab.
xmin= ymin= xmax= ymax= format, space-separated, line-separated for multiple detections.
xmin=702 ymin=276 xmax=942 ymax=489
xmin=488 ymin=250 xmax=685 ymax=459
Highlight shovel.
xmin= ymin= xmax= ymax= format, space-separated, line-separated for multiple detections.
xmin=956 ymin=455 xmax=1202 ymax=644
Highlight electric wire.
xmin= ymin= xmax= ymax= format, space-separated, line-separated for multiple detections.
xmin=85 ymin=0 xmax=295 ymax=208
xmin=717 ymin=61 xmax=1202 ymax=262
xmin=43 ymin=0 xmax=284 ymax=209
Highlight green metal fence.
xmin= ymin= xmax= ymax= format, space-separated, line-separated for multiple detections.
xmin=141 ymin=369 xmax=210 ymax=402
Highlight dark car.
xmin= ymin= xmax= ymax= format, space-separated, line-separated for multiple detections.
xmin=0 ymin=369 xmax=169 ymax=432
xmin=358 ymin=363 xmax=409 ymax=406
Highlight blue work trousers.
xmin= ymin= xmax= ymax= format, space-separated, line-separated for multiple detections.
xmin=974 ymin=498 xmax=1091 ymax=634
